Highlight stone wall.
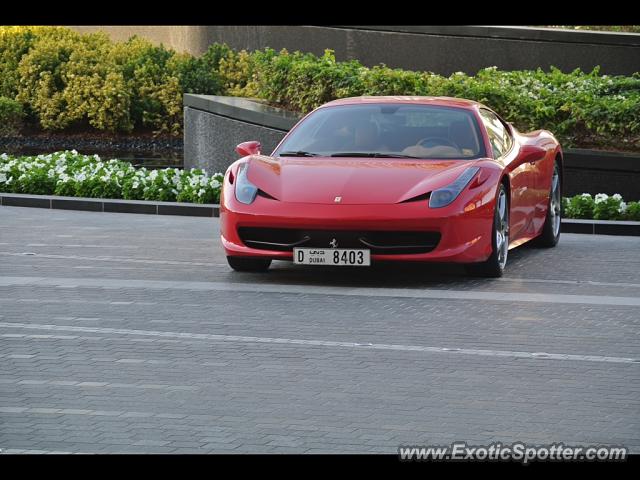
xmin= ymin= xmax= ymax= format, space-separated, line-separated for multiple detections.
xmin=183 ymin=95 xmax=299 ymax=173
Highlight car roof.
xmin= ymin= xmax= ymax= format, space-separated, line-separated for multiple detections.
xmin=322 ymin=96 xmax=484 ymax=110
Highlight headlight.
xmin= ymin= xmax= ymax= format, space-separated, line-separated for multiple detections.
xmin=428 ymin=167 xmax=480 ymax=208
xmin=235 ymin=163 xmax=258 ymax=204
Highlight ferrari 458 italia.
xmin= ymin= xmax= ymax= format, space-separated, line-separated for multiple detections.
xmin=220 ymin=96 xmax=563 ymax=277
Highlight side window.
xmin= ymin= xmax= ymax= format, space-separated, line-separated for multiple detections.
xmin=479 ymin=109 xmax=512 ymax=159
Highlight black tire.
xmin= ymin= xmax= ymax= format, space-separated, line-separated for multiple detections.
xmin=465 ymin=183 xmax=509 ymax=278
xmin=532 ymin=161 xmax=561 ymax=248
xmin=227 ymin=256 xmax=272 ymax=272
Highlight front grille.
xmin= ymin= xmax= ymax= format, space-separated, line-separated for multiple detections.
xmin=238 ymin=227 xmax=440 ymax=255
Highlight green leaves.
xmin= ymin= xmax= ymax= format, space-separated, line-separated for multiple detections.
xmin=0 ymin=96 xmax=25 ymax=135
xmin=1 ymin=26 xmax=639 ymax=150
xmin=244 ymin=51 xmax=640 ymax=151
xmin=3 ymin=27 xmax=226 ymax=136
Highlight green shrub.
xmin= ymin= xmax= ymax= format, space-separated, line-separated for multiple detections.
xmin=0 ymin=26 xmax=37 ymax=99
xmin=168 ymin=52 xmax=221 ymax=95
xmin=0 ymin=96 xmax=25 ymax=135
xmin=9 ymin=28 xmax=200 ymax=135
xmin=107 ymin=36 xmax=177 ymax=133
xmin=565 ymin=193 xmax=596 ymax=219
xmin=593 ymin=193 xmax=626 ymax=220
xmin=175 ymin=42 xmax=231 ymax=95
xmin=2 ymin=25 xmax=640 ymax=149
xmin=248 ymin=52 xmax=640 ymax=150
xmin=219 ymin=48 xmax=260 ymax=98
xmin=626 ymin=201 xmax=640 ymax=221
xmin=252 ymin=49 xmax=365 ymax=113
xmin=15 ymin=30 xmax=124 ymax=131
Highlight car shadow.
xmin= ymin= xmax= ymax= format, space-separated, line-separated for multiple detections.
xmin=225 ymin=242 xmax=542 ymax=289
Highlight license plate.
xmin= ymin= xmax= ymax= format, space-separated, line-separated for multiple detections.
xmin=293 ymin=248 xmax=371 ymax=266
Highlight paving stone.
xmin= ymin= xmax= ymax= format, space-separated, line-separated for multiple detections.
xmin=0 ymin=206 xmax=638 ymax=454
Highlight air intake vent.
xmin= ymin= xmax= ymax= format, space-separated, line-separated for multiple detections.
xmin=238 ymin=228 xmax=440 ymax=254
xmin=400 ymin=192 xmax=431 ymax=203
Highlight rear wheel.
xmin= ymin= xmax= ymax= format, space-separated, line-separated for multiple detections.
xmin=227 ymin=256 xmax=272 ymax=272
xmin=532 ymin=161 xmax=561 ymax=248
xmin=465 ymin=183 xmax=509 ymax=278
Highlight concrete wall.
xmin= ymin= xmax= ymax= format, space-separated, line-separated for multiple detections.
xmin=69 ymin=25 xmax=640 ymax=75
xmin=563 ymin=150 xmax=640 ymax=200
xmin=183 ymin=95 xmax=299 ymax=173
xmin=69 ymin=26 xmax=212 ymax=54
xmin=184 ymin=107 xmax=287 ymax=174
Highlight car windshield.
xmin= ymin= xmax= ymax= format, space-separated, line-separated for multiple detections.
xmin=274 ymin=103 xmax=486 ymax=159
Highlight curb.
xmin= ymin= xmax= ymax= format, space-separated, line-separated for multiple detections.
xmin=2 ymin=193 xmax=640 ymax=236
xmin=560 ymin=218 xmax=640 ymax=236
xmin=0 ymin=193 xmax=219 ymax=218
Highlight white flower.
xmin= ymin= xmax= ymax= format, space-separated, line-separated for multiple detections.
xmin=612 ymin=193 xmax=622 ymax=201
xmin=594 ymin=193 xmax=609 ymax=204
xmin=619 ymin=201 xmax=627 ymax=213
xmin=0 ymin=173 xmax=6 ymax=183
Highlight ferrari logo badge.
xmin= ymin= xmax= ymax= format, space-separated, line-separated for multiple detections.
xmin=334 ymin=196 xmax=342 ymax=203
xmin=329 ymin=238 xmax=338 ymax=248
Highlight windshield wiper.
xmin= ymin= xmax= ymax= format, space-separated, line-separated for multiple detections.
xmin=278 ymin=151 xmax=320 ymax=157
xmin=329 ymin=152 xmax=423 ymax=159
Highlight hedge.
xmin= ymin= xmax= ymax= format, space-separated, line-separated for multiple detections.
xmin=1 ymin=26 xmax=640 ymax=151
xmin=242 ymin=49 xmax=640 ymax=151
xmin=0 ymin=151 xmax=224 ymax=203
xmin=0 ymin=27 xmax=224 ymax=136
xmin=0 ymin=96 xmax=24 ymax=135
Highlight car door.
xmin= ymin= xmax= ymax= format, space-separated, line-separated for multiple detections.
xmin=479 ymin=109 xmax=536 ymax=243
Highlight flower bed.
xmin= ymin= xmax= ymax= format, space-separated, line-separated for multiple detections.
xmin=2 ymin=151 xmax=639 ymax=219
xmin=0 ymin=151 xmax=223 ymax=204
xmin=563 ymin=193 xmax=640 ymax=221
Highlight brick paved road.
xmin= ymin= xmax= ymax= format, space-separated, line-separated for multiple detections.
xmin=0 ymin=206 xmax=639 ymax=454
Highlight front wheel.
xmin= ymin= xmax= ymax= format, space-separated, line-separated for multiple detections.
xmin=465 ymin=183 xmax=509 ymax=278
xmin=532 ymin=161 xmax=561 ymax=248
xmin=227 ymin=256 xmax=272 ymax=272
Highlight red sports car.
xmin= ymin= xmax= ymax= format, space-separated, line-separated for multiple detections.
xmin=220 ymin=96 xmax=562 ymax=277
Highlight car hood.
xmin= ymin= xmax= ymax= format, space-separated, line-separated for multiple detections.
xmin=245 ymin=155 xmax=481 ymax=205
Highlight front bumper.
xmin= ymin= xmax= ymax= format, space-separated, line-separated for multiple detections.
xmin=220 ymin=193 xmax=496 ymax=264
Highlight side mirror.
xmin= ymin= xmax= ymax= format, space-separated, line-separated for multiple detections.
xmin=236 ymin=141 xmax=261 ymax=157
xmin=519 ymin=144 xmax=546 ymax=164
